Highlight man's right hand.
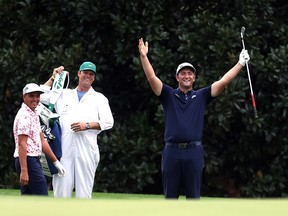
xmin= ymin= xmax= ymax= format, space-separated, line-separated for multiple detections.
xmin=52 ymin=66 xmax=65 ymax=78
xmin=20 ymin=171 xmax=29 ymax=186
xmin=138 ymin=38 xmax=148 ymax=57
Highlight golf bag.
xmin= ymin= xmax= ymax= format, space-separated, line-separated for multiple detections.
xmin=40 ymin=118 xmax=62 ymax=176
xmin=38 ymin=71 xmax=69 ymax=176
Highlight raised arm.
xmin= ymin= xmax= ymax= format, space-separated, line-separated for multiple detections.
xmin=40 ymin=66 xmax=65 ymax=105
xmin=138 ymin=38 xmax=163 ymax=96
xmin=211 ymin=49 xmax=250 ymax=97
xmin=43 ymin=66 xmax=65 ymax=87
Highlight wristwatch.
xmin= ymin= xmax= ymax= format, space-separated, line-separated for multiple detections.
xmin=85 ymin=122 xmax=91 ymax=129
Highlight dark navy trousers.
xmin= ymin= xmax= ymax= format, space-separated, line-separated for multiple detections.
xmin=161 ymin=142 xmax=204 ymax=199
xmin=15 ymin=156 xmax=48 ymax=195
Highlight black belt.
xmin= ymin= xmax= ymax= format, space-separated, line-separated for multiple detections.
xmin=165 ymin=141 xmax=202 ymax=149
xmin=16 ymin=156 xmax=41 ymax=159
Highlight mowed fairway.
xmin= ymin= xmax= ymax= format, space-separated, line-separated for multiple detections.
xmin=1 ymin=190 xmax=288 ymax=216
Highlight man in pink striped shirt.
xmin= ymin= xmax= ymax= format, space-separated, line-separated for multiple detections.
xmin=13 ymin=83 xmax=65 ymax=195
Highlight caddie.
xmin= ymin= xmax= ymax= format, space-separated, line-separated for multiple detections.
xmin=40 ymin=62 xmax=114 ymax=198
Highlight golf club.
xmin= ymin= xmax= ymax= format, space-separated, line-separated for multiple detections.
xmin=240 ymin=26 xmax=258 ymax=118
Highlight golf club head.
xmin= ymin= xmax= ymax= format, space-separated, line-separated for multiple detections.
xmin=240 ymin=26 xmax=245 ymax=38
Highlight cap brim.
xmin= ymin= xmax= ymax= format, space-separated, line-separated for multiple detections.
xmin=23 ymin=90 xmax=44 ymax=95
xmin=80 ymin=68 xmax=96 ymax=73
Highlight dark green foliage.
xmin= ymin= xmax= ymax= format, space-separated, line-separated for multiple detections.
xmin=0 ymin=0 xmax=287 ymax=197
xmin=96 ymin=111 xmax=162 ymax=193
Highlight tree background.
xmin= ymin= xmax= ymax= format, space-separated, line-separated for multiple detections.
xmin=0 ymin=0 xmax=287 ymax=197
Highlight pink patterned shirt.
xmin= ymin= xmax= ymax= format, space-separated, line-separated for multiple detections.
xmin=13 ymin=103 xmax=42 ymax=157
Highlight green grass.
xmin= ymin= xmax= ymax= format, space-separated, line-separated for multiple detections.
xmin=1 ymin=189 xmax=288 ymax=216
xmin=0 ymin=189 xmax=164 ymax=199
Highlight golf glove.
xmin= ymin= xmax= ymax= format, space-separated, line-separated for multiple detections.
xmin=53 ymin=160 xmax=66 ymax=177
xmin=238 ymin=49 xmax=250 ymax=66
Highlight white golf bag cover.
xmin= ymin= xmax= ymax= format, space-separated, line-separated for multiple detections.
xmin=37 ymin=71 xmax=69 ymax=176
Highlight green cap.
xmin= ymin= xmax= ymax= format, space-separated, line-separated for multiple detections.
xmin=79 ymin=61 xmax=96 ymax=73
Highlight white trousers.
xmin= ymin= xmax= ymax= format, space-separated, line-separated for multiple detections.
xmin=52 ymin=132 xmax=100 ymax=198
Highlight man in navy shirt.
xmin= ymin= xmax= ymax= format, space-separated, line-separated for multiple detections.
xmin=138 ymin=38 xmax=250 ymax=199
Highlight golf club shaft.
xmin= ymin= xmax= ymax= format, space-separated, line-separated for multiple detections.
xmin=245 ymin=61 xmax=258 ymax=118
xmin=240 ymin=27 xmax=258 ymax=118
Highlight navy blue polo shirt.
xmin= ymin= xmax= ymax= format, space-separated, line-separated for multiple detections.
xmin=159 ymin=84 xmax=214 ymax=143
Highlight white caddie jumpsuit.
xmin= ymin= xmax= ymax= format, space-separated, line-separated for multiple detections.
xmin=41 ymin=86 xmax=114 ymax=198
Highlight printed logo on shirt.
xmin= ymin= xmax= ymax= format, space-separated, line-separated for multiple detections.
xmin=62 ymin=104 xmax=69 ymax=113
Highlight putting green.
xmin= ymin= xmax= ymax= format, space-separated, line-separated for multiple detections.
xmin=1 ymin=196 xmax=288 ymax=216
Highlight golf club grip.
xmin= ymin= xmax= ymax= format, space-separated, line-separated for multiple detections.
xmin=251 ymin=94 xmax=258 ymax=118
xmin=253 ymin=107 xmax=258 ymax=119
